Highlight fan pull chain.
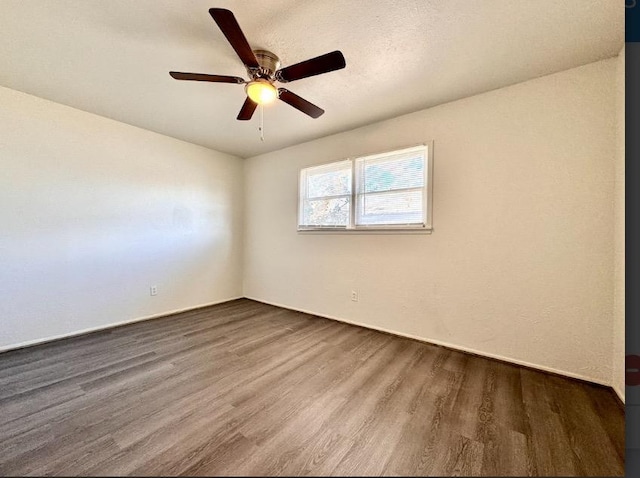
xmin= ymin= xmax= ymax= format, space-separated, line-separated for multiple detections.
xmin=259 ymin=104 xmax=265 ymax=142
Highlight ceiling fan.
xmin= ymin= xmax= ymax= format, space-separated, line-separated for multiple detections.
xmin=170 ymin=8 xmax=346 ymax=120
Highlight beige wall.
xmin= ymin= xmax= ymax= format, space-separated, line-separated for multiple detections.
xmin=0 ymin=86 xmax=244 ymax=349
xmin=613 ymin=47 xmax=625 ymax=401
xmin=244 ymin=59 xmax=617 ymax=384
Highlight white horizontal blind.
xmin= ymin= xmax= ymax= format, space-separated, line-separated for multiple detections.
xmin=355 ymin=145 xmax=427 ymax=227
xmin=299 ymin=159 xmax=352 ymax=228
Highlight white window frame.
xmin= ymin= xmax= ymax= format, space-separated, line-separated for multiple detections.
xmin=297 ymin=142 xmax=433 ymax=233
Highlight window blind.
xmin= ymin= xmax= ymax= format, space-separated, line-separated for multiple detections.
xmin=355 ymin=145 xmax=426 ymax=227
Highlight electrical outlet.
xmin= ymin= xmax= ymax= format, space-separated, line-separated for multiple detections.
xmin=351 ymin=290 xmax=358 ymax=302
xmin=150 ymin=285 xmax=158 ymax=296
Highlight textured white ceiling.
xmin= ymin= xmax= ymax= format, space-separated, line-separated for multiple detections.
xmin=0 ymin=0 xmax=623 ymax=158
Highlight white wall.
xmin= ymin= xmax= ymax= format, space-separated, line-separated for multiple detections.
xmin=244 ymin=59 xmax=617 ymax=385
xmin=613 ymin=47 xmax=625 ymax=401
xmin=0 ymin=86 xmax=244 ymax=349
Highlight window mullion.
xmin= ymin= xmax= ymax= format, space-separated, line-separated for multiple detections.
xmin=349 ymin=158 xmax=356 ymax=229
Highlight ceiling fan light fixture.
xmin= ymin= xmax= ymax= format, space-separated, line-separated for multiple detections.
xmin=246 ymin=79 xmax=278 ymax=105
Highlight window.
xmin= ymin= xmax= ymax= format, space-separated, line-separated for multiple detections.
xmin=298 ymin=144 xmax=432 ymax=232
xmin=298 ymin=159 xmax=352 ymax=228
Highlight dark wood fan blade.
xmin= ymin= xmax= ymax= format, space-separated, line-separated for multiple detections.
xmin=277 ymin=51 xmax=346 ymax=83
xmin=169 ymin=72 xmax=245 ymax=83
xmin=237 ymin=97 xmax=258 ymax=121
xmin=209 ymin=8 xmax=259 ymax=69
xmin=278 ymin=88 xmax=324 ymax=118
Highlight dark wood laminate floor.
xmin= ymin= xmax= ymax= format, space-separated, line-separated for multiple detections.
xmin=0 ymin=299 xmax=624 ymax=476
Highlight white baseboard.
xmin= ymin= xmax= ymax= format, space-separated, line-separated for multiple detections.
xmin=0 ymin=297 xmax=243 ymax=354
xmin=1 ymin=294 xmax=616 ymax=392
xmin=246 ymin=296 xmax=611 ymax=388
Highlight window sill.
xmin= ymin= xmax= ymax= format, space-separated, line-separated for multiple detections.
xmin=297 ymin=227 xmax=433 ymax=235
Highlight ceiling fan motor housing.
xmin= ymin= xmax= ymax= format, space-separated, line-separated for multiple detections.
xmin=250 ymin=50 xmax=281 ymax=80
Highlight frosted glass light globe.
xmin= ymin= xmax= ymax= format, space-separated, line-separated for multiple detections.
xmin=246 ymin=79 xmax=278 ymax=105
